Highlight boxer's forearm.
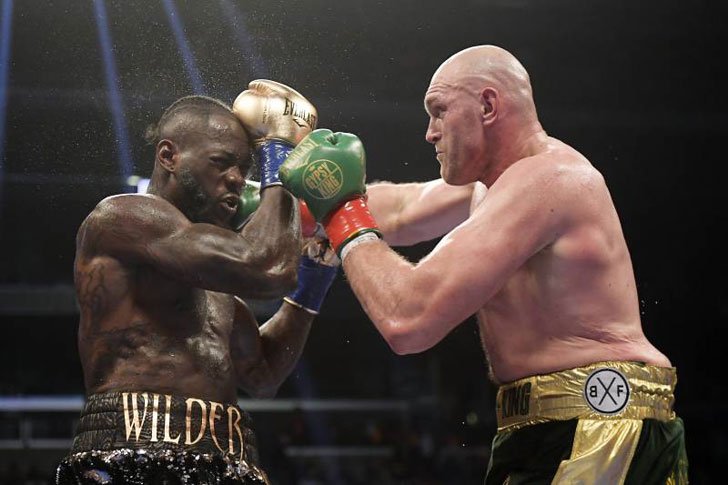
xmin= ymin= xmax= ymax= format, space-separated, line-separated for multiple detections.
xmin=238 ymin=186 xmax=301 ymax=297
xmin=343 ymin=242 xmax=452 ymax=354
xmin=249 ymin=303 xmax=315 ymax=397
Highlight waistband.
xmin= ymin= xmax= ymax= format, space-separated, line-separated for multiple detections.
xmin=495 ymin=361 xmax=677 ymax=432
xmin=70 ymin=391 xmax=260 ymax=467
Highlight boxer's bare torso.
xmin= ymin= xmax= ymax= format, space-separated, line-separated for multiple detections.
xmin=364 ymin=137 xmax=669 ymax=384
xmin=75 ymin=192 xmax=299 ymax=403
xmin=468 ymin=137 xmax=669 ymax=382
xmin=75 ymin=246 xmax=243 ymax=404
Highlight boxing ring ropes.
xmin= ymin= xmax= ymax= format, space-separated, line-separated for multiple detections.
xmin=0 ymin=396 xmax=410 ymax=457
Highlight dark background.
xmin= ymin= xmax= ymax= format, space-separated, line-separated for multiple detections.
xmin=0 ymin=0 xmax=726 ymax=483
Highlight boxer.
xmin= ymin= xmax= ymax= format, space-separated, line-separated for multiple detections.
xmin=56 ymin=83 xmax=338 ymax=484
xmin=280 ymin=46 xmax=688 ymax=484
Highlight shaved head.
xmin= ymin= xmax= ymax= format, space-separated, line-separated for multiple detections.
xmin=424 ymin=45 xmax=545 ymax=185
xmin=430 ymin=45 xmax=537 ymax=118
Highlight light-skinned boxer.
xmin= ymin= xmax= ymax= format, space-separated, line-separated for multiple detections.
xmin=280 ymin=46 xmax=687 ymax=484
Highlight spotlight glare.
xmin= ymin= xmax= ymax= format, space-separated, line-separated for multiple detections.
xmin=92 ymin=0 xmax=135 ymax=190
xmin=136 ymin=177 xmax=150 ymax=194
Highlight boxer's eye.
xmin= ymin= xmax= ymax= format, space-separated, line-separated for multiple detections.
xmin=210 ymin=156 xmax=231 ymax=167
xmin=429 ymin=105 xmax=444 ymax=119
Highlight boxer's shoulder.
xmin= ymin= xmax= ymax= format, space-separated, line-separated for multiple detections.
xmin=500 ymin=146 xmax=605 ymax=206
xmin=82 ymin=194 xmax=187 ymax=240
xmin=76 ymin=194 xmax=189 ymax=264
xmin=92 ymin=193 xmax=182 ymax=222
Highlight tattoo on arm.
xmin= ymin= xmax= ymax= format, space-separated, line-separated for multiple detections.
xmin=76 ymin=263 xmax=109 ymax=332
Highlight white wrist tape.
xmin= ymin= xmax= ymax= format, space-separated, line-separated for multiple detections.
xmin=340 ymin=232 xmax=381 ymax=262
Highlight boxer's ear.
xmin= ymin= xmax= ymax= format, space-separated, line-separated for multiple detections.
xmin=157 ymin=139 xmax=177 ymax=173
xmin=480 ymin=87 xmax=498 ymax=125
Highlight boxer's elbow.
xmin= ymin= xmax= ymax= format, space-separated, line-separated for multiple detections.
xmin=236 ymin=248 xmax=298 ymax=297
xmin=265 ymin=244 xmax=300 ymax=293
xmin=249 ymin=385 xmax=278 ymax=400
xmin=381 ymin=316 xmax=434 ymax=355
xmin=262 ymin=261 xmax=298 ymax=295
xmin=387 ymin=335 xmax=421 ymax=355
xmin=237 ymin=367 xmax=281 ymax=399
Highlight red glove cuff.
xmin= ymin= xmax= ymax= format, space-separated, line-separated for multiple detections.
xmin=299 ymin=200 xmax=318 ymax=237
xmin=323 ymin=197 xmax=382 ymax=254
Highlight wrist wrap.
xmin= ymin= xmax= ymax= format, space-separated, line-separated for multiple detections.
xmin=340 ymin=232 xmax=381 ymax=262
xmin=258 ymin=140 xmax=293 ymax=188
xmin=283 ymin=255 xmax=338 ymax=314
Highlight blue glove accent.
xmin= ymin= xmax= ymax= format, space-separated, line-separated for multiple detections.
xmin=258 ymin=140 xmax=293 ymax=188
xmin=284 ymin=255 xmax=338 ymax=314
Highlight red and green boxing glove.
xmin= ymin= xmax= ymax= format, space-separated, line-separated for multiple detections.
xmin=279 ymin=129 xmax=382 ymax=258
xmin=231 ymin=180 xmax=318 ymax=236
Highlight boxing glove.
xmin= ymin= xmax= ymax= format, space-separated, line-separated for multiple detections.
xmin=232 ymin=180 xmax=318 ymax=236
xmin=232 ymin=80 xmax=317 ymax=189
xmin=280 ymin=129 xmax=381 ymax=256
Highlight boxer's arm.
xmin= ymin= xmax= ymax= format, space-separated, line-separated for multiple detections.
xmin=231 ymin=297 xmax=314 ymax=398
xmin=83 ymin=188 xmax=300 ymax=299
xmin=366 ymin=180 xmax=475 ymax=246
xmin=343 ymin=160 xmax=575 ymax=354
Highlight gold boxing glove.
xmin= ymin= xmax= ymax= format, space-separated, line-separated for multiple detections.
xmin=232 ymin=80 xmax=318 ymax=188
xmin=233 ymin=80 xmax=318 ymax=147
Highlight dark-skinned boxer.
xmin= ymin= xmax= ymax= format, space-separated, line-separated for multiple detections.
xmin=56 ymin=82 xmax=338 ymax=485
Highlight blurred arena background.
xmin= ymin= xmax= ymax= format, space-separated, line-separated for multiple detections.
xmin=0 ymin=0 xmax=726 ymax=483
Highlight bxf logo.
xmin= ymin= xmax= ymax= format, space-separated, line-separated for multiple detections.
xmin=583 ymin=368 xmax=630 ymax=414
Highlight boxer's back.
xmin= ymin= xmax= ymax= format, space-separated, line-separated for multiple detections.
xmin=474 ymin=138 xmax=670 ymax=382
xmin=74 ymin=200 xmax=239 ymax=403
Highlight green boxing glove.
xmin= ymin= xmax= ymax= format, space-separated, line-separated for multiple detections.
xmin=231 ymin=180 xmax=320 ymax=237
xmin=279 ymin=129 xmax=382 ymax=258
xmin=231 ymin=181 xmax=262 ymax=231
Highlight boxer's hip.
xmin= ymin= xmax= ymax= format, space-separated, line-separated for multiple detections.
xmin=485 ymin=361 xmax=687 ymax=484
xmin=495 ymin=360 xmax=677 ymax=431
xmin=57 ymin=391 xmax=268 ymax=484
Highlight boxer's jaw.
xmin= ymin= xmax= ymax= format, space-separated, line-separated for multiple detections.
xmin=177 ymin=163 xmax=218 ymax=225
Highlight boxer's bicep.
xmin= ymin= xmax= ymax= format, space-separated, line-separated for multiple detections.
xmin=231 ymin=298 xmax=314 ymax=398
xmin=367 ymin=180 xmax=474 ymax=246
xmin=415 ymin=170 xmax=564 ymax=327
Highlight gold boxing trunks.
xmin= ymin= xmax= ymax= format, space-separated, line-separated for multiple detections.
xmin=486 ymin=361 xmax=687 ymax=484
xmin=496 ymin=360 xmax=676 ymax=431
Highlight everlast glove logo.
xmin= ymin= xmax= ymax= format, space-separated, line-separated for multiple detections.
xmin=122 ymin=392 xmax=245 ymax=461
xmin=303 ymin=159 xmax=343 ymax=199
xmin=284 ymin=98 xmax=317 ymax=129
xmin=499 ymin=382 xmax=531 ymax=418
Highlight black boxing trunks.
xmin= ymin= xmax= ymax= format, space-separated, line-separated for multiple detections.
xmin=56 ymin=391 xmax=269 ymax=485
xmin=485 ymin=361 xmax=688 ymax=485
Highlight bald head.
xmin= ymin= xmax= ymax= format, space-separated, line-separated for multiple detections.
xmin=424 ymin=46 xmax=545 ymax=185
xmin=430 ymin=45 xmax=537 ymax=119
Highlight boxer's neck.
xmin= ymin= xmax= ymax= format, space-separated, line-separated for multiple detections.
xmin=481 ymin=121 xmax=547 ymax=186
